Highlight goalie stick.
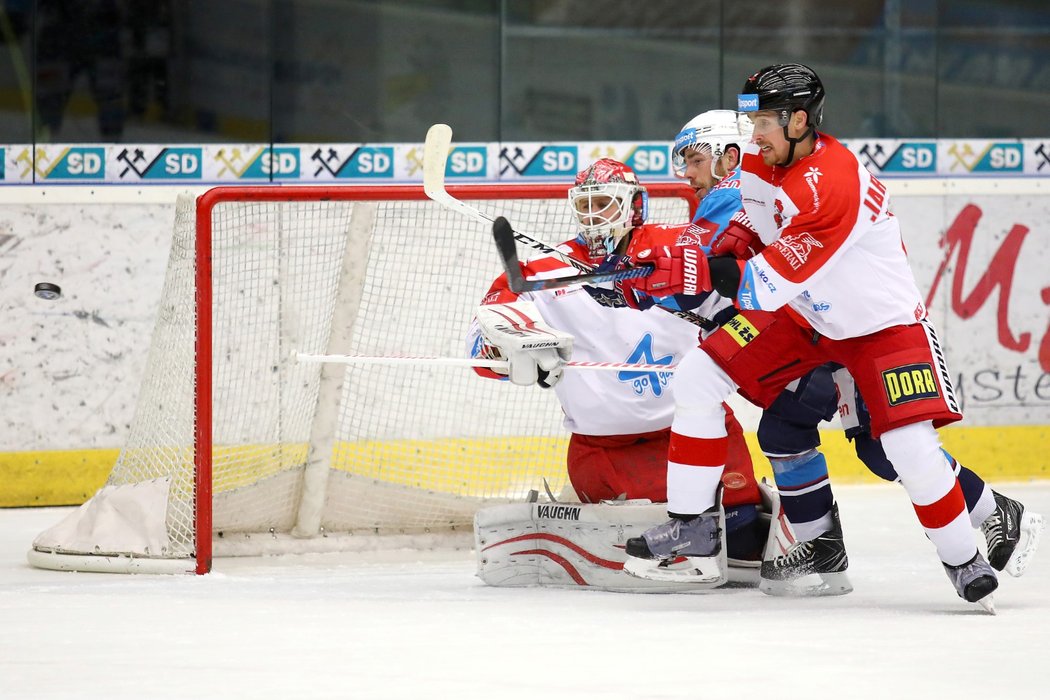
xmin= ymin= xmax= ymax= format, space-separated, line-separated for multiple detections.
xmin=295 ymin=352 xmax=677 ymax=373
xmin=424 ymin=123 xmax=711 ymax=323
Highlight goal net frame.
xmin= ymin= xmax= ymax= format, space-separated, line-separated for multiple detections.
xmin=28 ymin=182 xmax=697 ymax=575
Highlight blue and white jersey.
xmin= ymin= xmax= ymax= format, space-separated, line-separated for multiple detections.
xmin=690 ymin=168 xmax=744 ymax=251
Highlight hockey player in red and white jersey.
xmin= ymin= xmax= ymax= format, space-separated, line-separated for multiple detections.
xmin=671 ymin=110 xmax=1042 ymax=596
xmin=618 ymin=64 xmax=1005 ymax=610
xmin=467 ymin=159 xmax=771 ymax=589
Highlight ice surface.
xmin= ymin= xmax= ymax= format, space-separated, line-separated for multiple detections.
xmin=3 ymin=483 xmax=1049 ymax=700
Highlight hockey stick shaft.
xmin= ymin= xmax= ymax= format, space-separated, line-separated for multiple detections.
xmin=493 ymin=216 xmax=655 ymax=293
xmin=423 ymin=123 xmax=591 ymax=273
xmin=295 ymin=352 xmax=676 ymax=373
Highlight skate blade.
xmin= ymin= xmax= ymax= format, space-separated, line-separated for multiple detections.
xmin=1005 ymin=511 xmax=1044 ymax=577
xmin=622 ymin=554 xmax=726 ymax=586
xmin=759 ymin=571 xmax=853 ymax=597
xmin=977 ymin=594 xmax=997 ymax=615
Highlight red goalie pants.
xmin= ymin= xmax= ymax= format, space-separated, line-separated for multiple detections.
xmin=702 ymin=310 xmax=963 ymax=437
xmin=567 ymin=403 xmax=759 ymax=506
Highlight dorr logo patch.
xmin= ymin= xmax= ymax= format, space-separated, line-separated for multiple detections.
xmin=882 ymin=363 xmax=939 ymax=405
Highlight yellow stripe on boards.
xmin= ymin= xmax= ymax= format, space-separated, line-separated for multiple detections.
xmin=1 ymin=448 xmax=118 ymax=507
xmin=2 ymin=426 xmax=1047 ymax=508
xmin=743 ymin=425 xmax=1050 ymax=484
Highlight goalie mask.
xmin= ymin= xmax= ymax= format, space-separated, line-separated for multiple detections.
xmin=568 ymin=159 xmax=648 ymax=259
xmin=672 ymin=109 xmax=755 ymax=181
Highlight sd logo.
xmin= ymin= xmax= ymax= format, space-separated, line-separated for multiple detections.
xmin=882 ymin=363 xmax=939 ymax=405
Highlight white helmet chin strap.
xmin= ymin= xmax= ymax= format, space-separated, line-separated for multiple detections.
xmin=708 ymin=146 xmax=726 ymax=182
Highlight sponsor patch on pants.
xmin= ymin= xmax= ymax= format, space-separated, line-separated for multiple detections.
xmin=882 ymin=363 xmax=939 ymax=405
xmin=724 ymin=314 xmax=760 ymax=347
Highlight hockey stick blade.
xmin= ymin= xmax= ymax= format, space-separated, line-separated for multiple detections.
xmin=423 ymin=123 xmax=494 ymax=225
xmin=492 ymin=216 xmax=528 ymax=291
xmin=424 ymin=124 xmax=590 ymax=273
xmin=493 ymin=216 xmax=653 ymax=294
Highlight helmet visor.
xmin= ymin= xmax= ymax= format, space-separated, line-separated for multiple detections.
xmin=671 ymin=141 xmax=713 ymax=178
xmin=746 ymin=110 xmax=790 ymax=136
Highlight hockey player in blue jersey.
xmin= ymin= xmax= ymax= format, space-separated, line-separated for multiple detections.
xmin=645 ymin=109 xmax=1042 ymax=594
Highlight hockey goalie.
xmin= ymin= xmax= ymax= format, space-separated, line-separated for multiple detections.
xmin=464 ymin=158 xmax=784 ymax=592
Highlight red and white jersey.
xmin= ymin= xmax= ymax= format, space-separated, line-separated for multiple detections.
xmin=738 ymin=133 xmax=927 ymax=339
xmin=467 ymin=225 xmax=704 ymax=437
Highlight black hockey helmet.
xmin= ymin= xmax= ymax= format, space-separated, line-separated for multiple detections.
xmin=740 ymin=63 xmax=825 ymax=128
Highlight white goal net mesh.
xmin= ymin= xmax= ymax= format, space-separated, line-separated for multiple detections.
xmin=30 ymin=185 xmax=692 ymax=571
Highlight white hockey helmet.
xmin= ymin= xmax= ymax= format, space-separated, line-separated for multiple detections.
xmin=568 ymin=158 xmax=648 ymax=258
xmin=672 ymin=109 xmax=755 ymax=179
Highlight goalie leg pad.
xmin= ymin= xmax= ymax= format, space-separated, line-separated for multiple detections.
xmin=474 ymin=500 xmax=754 ymax=592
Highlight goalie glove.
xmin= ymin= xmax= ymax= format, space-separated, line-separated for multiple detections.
xmin=475 ymin=300 xmax=574 ymax=388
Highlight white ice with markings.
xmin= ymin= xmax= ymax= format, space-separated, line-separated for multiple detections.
xmin=3 ymin=483 xmax=1049 ymax=700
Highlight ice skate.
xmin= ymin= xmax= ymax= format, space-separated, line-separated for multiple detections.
xmin=944 ymin=551 xmax=998 ymax=614
xmin=622 ymin=505 xmax=726 ymax=586
xmin=759 ymin=502 xmax=852 ymax=597
xmin=981 ymin=490 xmax=1044 ymax=577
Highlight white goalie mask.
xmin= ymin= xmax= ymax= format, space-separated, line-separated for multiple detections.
xmin=672 ymin=109 xmax=755 ymax=180
xmin=568 ymin=158 xmax=648 ymax=260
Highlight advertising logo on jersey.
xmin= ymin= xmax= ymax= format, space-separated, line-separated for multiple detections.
xmin=618 ymin=334 xmax=674 ymax=397
xmin=210 ymin=146 xmax=301 ymax=180
xmin=853 ymin=140 xmax=936 ymax=174
xmin=941 ymin=140 xmax=1023 ymax=173
xmin=115 ymin=146 xmax=203 ymax=180
xmin=310 ymin=145 xmax=394 ymax=179
xmin=882 ymin=363 xmax=940 ymax=406
xmin=499 ymin=144 xmax=577 ymax=179
xmin=16 ymin=146 xmax=106 ymax=181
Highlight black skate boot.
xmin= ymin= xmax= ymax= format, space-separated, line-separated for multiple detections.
xmin=981 ymin=490 xmax=1044 ymax=577
xmin=759 ymin=502 xmax=852 ymax=597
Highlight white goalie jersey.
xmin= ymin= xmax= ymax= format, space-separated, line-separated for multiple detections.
xmin=467 ymin=234 xmax=704 ymax=437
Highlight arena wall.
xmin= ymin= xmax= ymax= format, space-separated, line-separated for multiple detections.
xmin=1 ymin=176 xmax=1047 ymax=506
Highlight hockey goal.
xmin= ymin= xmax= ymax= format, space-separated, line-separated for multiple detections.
xmin=28 ymin=183 xmax=696 ymax=574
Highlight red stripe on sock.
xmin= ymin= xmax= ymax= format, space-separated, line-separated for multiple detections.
xmin=912 ymin=482 xmax=966 ymax=529
xmin=669 ymin=433 xmax=727 ymax=468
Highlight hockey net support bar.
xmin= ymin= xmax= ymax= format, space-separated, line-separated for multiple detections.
xmin=28 ymin=183 xmax=696 ymax=575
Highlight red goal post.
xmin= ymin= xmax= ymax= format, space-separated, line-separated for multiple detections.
xmin=29 ymin=182 xmax=697 ymax=575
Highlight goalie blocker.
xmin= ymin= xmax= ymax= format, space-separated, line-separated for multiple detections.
xmin=474 ymin=481 xmax=793 ymax=592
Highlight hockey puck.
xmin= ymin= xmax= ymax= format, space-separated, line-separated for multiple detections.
xmin=34 ymin=282 xmax=62 ymax=300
